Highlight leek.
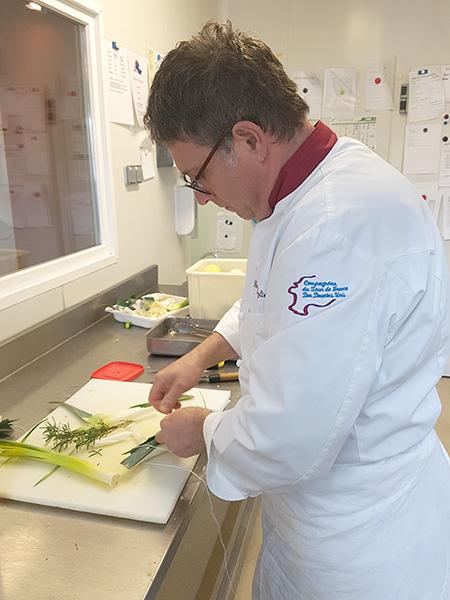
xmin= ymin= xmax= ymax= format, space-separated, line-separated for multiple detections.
xmin=0 ymin=439 xmax=120 ymax=486
xmin=167 ymin=298 xmax=189 ymax=311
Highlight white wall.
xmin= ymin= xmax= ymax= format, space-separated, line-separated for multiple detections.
xmin=0 ymin=0 xmax=218 ymax=344
xmin=3 ymin=0 xmax=449 ymax=344
xmin=222 ymin=0 xmax=450 ymax=262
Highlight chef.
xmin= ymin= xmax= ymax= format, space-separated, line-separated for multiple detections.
xmin=146 ymin=21 xmax=450 ymax=600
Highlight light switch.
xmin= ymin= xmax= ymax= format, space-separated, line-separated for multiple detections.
xmin=124 ymin=165 xmax=144 ymax=185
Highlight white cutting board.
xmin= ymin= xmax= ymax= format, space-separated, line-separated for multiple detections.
xmin=0 ymin=379 xmax=230 ymax=524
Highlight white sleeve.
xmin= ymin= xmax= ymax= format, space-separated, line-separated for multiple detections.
xmin=214 ymin=299 xmax=241 ymax=356
xmin=204 ymin=227 xmax=398 ymax=501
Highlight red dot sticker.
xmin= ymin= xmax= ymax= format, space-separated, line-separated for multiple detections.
xmin=374 ymin=77 xmax=382 ymax=85
xmin=422 ymin=194 xmax=427 ymax=201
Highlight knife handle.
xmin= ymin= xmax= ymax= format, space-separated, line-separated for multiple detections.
xmin=202 ymin=371 xmax=239 ymax=383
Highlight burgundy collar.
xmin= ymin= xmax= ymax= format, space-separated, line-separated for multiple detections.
xmin=268 ymin=121 xmax=338 ymax=210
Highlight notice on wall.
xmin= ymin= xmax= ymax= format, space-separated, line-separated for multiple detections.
xmin=58 ymin=75 xmax=81 ymax=121
xmin=439 ymin=138 xmax=450 ymax=187
xmin=291 ymin=71 xmax=322 ymax=120
xmin=365 ymin=61 xmax=393 ymax=111
xmin=139 ymin=136 xmax=155 ymax=180
xmin=147 ymin=48 xmax=164 ymax=85
xmin=26 ymin=183 xmax=52 ymax=228
xmin=403 ymin=122 xmax=441 ymax=174
xmin=322 ymin=68 xmax=357 ymax=118
xmin=331 ymin=117 xmax=376 ymax=151
xmin=408 ymin=67 xmax=445 ymax=123
xmin=24 ymin=132 xmax=50 ymax=176
xmin=419 ymin=188 xmax=442 ymax=224
xmin=442 ymin=66 xmax=450 ymax=102
xmin=105 ymin=40 xmax=134 ymax=126
xmin=127 ymin=50 xmax=149 ymax=128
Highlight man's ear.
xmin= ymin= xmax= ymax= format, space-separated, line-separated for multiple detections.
xmin=231 ymin=121 xmax=268 ymax=162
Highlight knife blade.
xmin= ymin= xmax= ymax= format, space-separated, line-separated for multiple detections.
xmin=120 ymin=434 xmax=165 ymax=469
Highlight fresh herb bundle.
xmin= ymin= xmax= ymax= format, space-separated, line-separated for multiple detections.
xmin=41 ymin=418 xmax=133 ymax=453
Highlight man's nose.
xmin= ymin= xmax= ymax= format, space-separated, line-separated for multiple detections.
xmin=194 ymin=191 xmax=211 ymax=205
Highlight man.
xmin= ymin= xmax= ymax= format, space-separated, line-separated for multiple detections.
xmin=145 ymin=22 xmax=450 ymax=600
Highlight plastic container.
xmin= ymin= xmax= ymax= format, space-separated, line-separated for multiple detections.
xmin=186 ymin=258 xmax=247 ymax=320
xmin=105 ymin=292 xmax=189 ymax=329
xmin=91 ymin=361 xmax=144 ymax=381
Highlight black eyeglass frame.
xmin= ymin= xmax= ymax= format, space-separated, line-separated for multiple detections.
xmin=183 ymin=130 xmax=229 ymax=195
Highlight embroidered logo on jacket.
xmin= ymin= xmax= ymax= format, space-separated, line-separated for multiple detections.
xmin=288 ymin=275 xmax=349 ymax=316
xmin=254 ymin=280 xmax=266 ymax=299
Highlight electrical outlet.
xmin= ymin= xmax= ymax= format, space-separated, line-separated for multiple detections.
xmin=215 ymin=211 xmax=242 ymax=252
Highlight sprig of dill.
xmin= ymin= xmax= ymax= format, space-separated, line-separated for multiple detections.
xmin=41 ymin=418 xmax=133 ymax=453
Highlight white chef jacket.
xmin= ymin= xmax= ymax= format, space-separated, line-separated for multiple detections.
xmin=203 ymin=136 xmax=450 ymax=599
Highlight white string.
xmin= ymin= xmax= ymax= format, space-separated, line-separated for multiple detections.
xmin=197 ymin=389 xmax=208 ymax=409
xmin=146 ymin=459 xmax=237 ymax=599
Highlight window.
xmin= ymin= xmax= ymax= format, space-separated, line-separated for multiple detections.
xmin=0 ymin=0 xmax=117 ymax=309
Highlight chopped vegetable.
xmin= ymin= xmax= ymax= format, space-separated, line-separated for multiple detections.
xmin=0 ymin=439 xmax=120 ymax=486
xmin=109 ymin=293 xmax=188 ymax=320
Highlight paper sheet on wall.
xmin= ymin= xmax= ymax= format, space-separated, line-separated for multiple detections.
xmin=441 ymin=194 xmax=450 ymax=239
xmin=322 ymin=68 xmax=357 ymax=118
xmin=139 ymin=136 xmax=155 ymax=180
xmin=365 ymin=61 xmax=393 ymax=111
xmin=21 ymin=85 xmax=46 ymax=132
xmin=5 ymin=141 xmax=26 ymax=177
xmin=147 ymin=48 xmax=163 ymax=85
xmin=58 ymin=75 xmax=81 ymax=121
xmin=291 ymin=71 xmax=322 ymax=120
xmin=127 ymin=51 xmax=149 ymax=128
xmin=419 ymin=189 xmax=442 ymax=224
xmin=0 ymin=111 xmax=15 ymax=245
xmin=26 ymin=183 xmax=52 ymax=228
xmin=105 ymin=40 xmax=134 ymax=126
xmin=439 ymin=138 xmax=450 ymax=187
xmin=0 ymin=85 xmax=46 ymax=132
xmin=403 ymin=122 xmax=441 ymax=174
xmin=408 ymin=67 xmax=445 ymax=123
xmin=24 ymin=132 xmax=50 ymax=175
xmin=331 ymin=117 xmax=376 ymax=151
xmin=8 ymin=183 xmax=27 ymax=229
xmin=441 ymin=66 xmax=450 ymax=103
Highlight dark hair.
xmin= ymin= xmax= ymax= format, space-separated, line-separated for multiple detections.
xmin=145 ymin=21 xmax=308 ymax=146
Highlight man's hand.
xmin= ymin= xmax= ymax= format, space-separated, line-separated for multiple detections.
xmin=148 ymin=331 xmax=237 ymax=414
xmin=155 ymin=407 xmax=212 ymax=457
xmin=149 ymin=354 xmax=204 ymax=414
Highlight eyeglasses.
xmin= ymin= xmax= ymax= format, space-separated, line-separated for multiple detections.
xmin=183 ymin=131 xmax=229 ymax=195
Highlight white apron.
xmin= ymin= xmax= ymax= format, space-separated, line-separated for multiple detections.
xmin=253 ymin=433 xmax=450 ymax=599
xmin=204 ymin=137 xmax=450 ymax=599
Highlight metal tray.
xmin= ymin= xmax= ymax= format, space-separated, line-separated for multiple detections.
xmin=146 ymin=316 xmax=219 ymax=356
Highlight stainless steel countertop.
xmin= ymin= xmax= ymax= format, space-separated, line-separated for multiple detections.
xmin=0 ymin=314 xmax=241 ymax=600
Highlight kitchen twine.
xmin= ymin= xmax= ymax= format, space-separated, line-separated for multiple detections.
xmin=146 ymin=460 xmax=237 ymax=599
xmin=147 ymin=389 xmax=237 ymax=598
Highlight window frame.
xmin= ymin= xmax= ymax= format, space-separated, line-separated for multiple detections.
xmin=0 ymin=0 xmax=118 ymax=310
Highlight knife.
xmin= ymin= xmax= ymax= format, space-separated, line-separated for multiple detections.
xmin=199 ymin=371 xmax=239 ymax=384
xmin=120 ymin=434 xmax=166 ymax=469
